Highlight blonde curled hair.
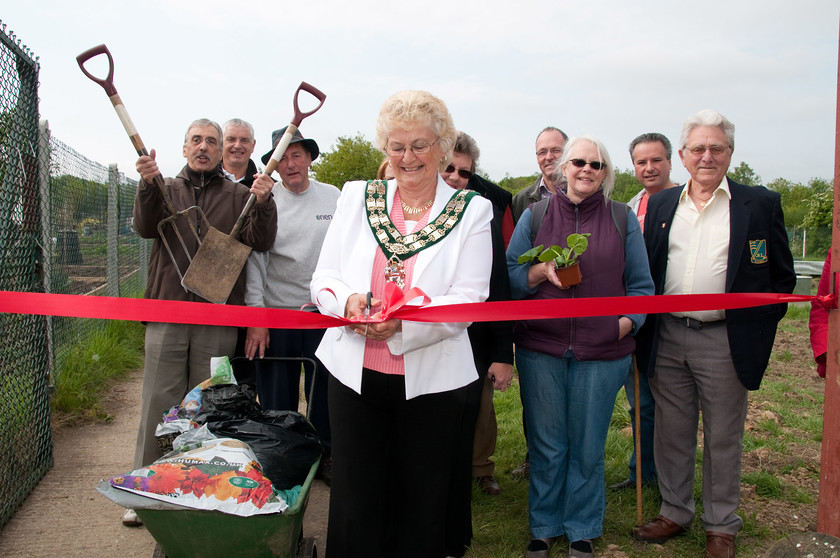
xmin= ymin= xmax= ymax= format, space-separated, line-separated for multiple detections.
xmin=375 ymin=90 xmax=457 ymax=170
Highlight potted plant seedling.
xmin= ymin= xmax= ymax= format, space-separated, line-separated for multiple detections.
xmin=518 ymin=233 xmax=591 ymax=286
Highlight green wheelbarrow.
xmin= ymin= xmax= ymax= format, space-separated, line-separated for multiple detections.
xmin=138 ymin=455 xmax=319 ymax=558
xmin=137 ymin=356 xmax=324 ymax=558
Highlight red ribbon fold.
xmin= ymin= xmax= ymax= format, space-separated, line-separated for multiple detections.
xmin=349 ymin=281 xmax=432 ymax=323
xmin=0 ymin=289 xmax=819 ymax=330
xmin=815 ymin=292 xmax=838 ymax=310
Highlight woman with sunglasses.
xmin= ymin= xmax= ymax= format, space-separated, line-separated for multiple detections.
xmin=505 ymin=136 xmax=654 ymax=558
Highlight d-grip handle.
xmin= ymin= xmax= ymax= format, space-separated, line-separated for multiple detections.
xmin=77 ymin=44 xmax=173 ymax=214
xmin=291 ymin=81 xmax=327 ymax=127
xmin=76 ymin=44 xmax=117 ymax=96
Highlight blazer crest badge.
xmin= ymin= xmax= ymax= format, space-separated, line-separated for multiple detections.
xmin=749 ymin=239 xmax=768 ymax=264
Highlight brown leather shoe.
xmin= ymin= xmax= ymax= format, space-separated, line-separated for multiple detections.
xmin=632 ymin=515 xmax=687 ymax=543
xmin=476 ymin=475 xmax=501 ymax=495
xmin=705 ymin=531 xmax=735 ymax=558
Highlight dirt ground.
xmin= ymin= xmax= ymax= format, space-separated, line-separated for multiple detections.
xmin=0 ymin=369 xmax=330 ymax=558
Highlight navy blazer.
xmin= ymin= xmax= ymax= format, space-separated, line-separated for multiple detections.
xmin=635 ymin=178 xmax=796 ymax=390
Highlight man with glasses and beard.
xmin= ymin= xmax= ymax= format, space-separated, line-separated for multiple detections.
xmin=633 ymin=110 xmax=795 ymax=558
xmin=125 ymin=118 xmax=276 ymax=527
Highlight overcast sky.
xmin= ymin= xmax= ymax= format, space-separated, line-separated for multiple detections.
xmin=3 ymin=0 xmax=839 ymax=186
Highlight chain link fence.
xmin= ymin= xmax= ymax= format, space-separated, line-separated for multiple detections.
xmin=0 ymin=20 xmax=53 ymax=533
xmin=45 ymin=131 xmax=147 ymax=376
xmin=0 ymin=20 xmax=148 ymax=529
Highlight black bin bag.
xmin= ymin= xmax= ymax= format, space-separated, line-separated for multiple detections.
xmin=192 ymin=383 xmax=262 ymax=424
xmin=206 ymin=410 xmax=323 ymax=490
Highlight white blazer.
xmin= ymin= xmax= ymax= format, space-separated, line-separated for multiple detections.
xmin=311 ymin=177 xmax=493 ymax=399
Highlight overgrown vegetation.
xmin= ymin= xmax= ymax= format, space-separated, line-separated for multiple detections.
xmin=51 ymin=319 xmax=145 ymax=421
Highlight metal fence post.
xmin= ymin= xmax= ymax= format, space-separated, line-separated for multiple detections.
xmin=38 ymin=120 xmax=54 ymax=383
xmin=107 ymin=164 xmax=119 ymax=297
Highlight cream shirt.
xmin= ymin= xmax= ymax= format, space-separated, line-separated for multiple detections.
xmin=664 ymin=177 xmax=731 ymax=322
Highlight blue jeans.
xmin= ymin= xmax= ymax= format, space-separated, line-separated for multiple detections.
xmin=517 ymin=348 xmax=630 ymax=542
xmin=624 ymin=363 xmax=657 ymax=482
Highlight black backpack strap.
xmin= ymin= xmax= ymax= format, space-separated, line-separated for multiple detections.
xmin=529 ymin=197 xmax=551 ymax=246
xmin=610 ymin=199 xmax=630 ymax=245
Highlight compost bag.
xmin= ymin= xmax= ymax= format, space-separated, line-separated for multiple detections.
xmin=107 ymin=438 xmax=291 ymax=516
xmin=206 ymin=410 xmax=322 ymax=489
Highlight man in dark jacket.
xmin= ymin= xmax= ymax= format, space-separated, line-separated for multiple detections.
xmin=632 ymin=110 xmax=795 ymax=558
xmin=124 ymin=119 xmax=277 ymax=526
xmin=441 ymin=131 xmax=514 ymax=557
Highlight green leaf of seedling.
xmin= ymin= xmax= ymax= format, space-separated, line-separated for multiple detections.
xmin=538 ymin=245 xmax=564 ymax=263
xmin=566 ymin=233 xmax=590 ymax=257
xmin=518 ymin=245 xmax=544 ymax=264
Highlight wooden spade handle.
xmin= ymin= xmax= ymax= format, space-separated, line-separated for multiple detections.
xmin=76 ymin=44 xmax=175 ymax=215
xmin=231 ymin=81 xmax=328 ymax=238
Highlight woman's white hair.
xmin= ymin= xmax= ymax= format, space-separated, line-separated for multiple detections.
xmin=557 ymin=135 xmax=616 ymax=201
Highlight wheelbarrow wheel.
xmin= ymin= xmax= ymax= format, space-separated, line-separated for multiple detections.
xmin=298 ymin=537 xmax=317 ymax=558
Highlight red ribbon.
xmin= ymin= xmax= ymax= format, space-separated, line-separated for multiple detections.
xmin=0 ymin=289 xmax=819 ymax=330
xmin=347 ymin=281 xmax=432 ymax=323
xmin=815 ymin=292 xmax=838 ymax=310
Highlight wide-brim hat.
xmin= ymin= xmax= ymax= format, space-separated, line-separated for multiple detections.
xmin=261 ymin=126 xmax=319 ymax=165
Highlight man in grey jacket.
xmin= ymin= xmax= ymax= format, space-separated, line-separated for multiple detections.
xmin=511 ymin=126 xmax=569 ymax=224
xmin=510 ymin=126 xmax=568 ymax=480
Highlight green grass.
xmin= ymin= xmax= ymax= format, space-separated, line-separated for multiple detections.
xmin=51 ymin=319 xmax=145 ymax=420
xmin=467 ymin=310 xmax=823 ymax=557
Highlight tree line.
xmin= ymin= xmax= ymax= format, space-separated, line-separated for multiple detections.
xmin=309 ymin=135 xmax=834 ymax=260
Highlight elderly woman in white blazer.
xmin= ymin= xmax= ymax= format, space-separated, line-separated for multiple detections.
xmin=311 ymin=90 xmax=492 ymax=558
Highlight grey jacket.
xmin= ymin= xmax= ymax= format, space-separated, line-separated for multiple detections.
xmin=511 ymin=176 xmax=568 ymax=224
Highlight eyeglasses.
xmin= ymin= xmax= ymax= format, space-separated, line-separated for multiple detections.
xmin=568 ymin=158 xmax=606 ymax=171
xmin=536 ymin=148 xmax=564 ymax=159
xmin=385 ymin=137 xmax=439 ymax=157
xmin=444 ymin=164 xmax=473 ymax=180
xmin=684 ymin=144 xmax=730 ymax=156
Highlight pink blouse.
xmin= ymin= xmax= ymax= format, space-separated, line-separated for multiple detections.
xmin=362 ymin=189 xmax=431 ymax=375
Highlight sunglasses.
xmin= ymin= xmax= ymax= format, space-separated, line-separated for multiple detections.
xmin=444 ymin=164 xmax=473 ymax=180
xmin=569 ymin=158 xmax=606 ymax=171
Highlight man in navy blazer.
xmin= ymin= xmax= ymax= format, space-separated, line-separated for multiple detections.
xmin=633 ymin=110 xmax=795 ymax=558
